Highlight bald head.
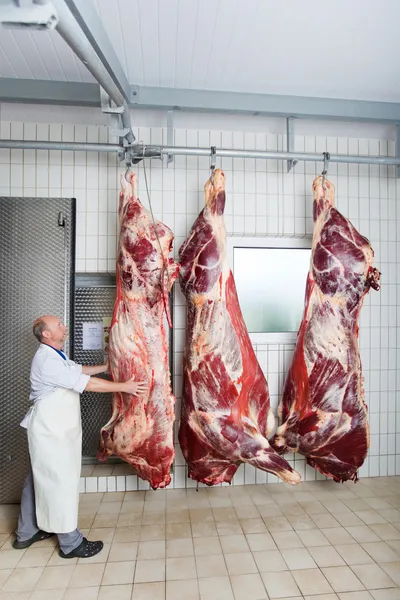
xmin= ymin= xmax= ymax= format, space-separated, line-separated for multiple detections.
xmin=33 ymin=315 xmax=67 ymax=347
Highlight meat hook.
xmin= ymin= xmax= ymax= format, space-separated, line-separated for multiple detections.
xmin=321 ymin=152 xmax=330 ymax=189
xmin=210 ymin=146 xmax=217 ymax=185
xmin=125 ymin=160 xmax=132 ymax=182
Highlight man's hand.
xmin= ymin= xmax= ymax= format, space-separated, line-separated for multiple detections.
xmin=122 ymin=376 xmax=149 ymax=396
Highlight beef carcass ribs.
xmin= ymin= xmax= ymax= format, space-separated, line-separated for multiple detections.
xmin=178 ymin=169 xmax=301 ymax=486
xmin=97 ymin=172 xmax=179 ymax=489
xmin=271 ymin=176 xmax=380 ymax=482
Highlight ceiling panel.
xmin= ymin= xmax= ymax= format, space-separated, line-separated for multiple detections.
xmin=0 ymin=0 xmax=399 ymax=102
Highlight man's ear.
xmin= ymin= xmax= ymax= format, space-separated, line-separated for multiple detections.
xmin=41 ymin=329 xmax=50 ymax=340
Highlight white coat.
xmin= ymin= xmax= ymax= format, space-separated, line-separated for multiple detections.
xmin=21 ymin=344 xmax=90 ymax=533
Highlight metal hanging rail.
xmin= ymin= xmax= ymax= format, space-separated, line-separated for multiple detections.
xmin=0 ymin=140 xmax=399 ymax=167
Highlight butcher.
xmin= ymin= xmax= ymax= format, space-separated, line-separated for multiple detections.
xmin=13 ymin=315 xmax=147 ymax=559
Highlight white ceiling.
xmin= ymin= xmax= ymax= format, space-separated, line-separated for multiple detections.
xmin=0 ymin=0 xmax=399 ymax=102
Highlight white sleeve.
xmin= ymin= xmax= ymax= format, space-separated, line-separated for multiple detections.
xmin=39 ymin=356 xmax=90 ymax=394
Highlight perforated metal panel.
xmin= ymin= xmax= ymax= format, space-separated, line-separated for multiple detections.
xmin=0 ymin=197 xmax=75 ymax=503
xmin=74 ymin=284 xmax=115 ymax=458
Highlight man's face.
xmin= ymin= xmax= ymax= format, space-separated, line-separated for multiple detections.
xmin=42 ymin=316 xmax=68 ymax=344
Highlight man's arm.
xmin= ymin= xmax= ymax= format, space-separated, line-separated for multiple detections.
xmin=85 ymin=376 xmax=147 ymax=396
xmin=82 ymin=364 xmax=108 ymax=376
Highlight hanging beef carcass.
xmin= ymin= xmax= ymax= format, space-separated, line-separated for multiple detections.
xmin=98 ymin=172 xmax=179 ymax=489
xmin=271 ymin=176 xmax=380 ymax=482
xmin=178 ymin=169 xmax=301 ymax=486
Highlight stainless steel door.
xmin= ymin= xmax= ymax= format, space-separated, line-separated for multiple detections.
xmin=0 ymin=197 xmax=75 ymax=503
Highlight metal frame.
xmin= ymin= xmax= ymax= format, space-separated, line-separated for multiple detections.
xmin=51 ymin=0 xmax=134 ymax=145
xmin=0 ymin=139 xmax=399 ymax=168
xmin=2 ymin=78 xmax=400 ymax=123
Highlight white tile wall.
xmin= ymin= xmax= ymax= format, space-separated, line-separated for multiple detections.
xmin=0 ymin=117 xmax=398 ymax=489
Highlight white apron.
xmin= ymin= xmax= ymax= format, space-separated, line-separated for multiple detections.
xmin=27 ymin=387 xmax=82 ymax=533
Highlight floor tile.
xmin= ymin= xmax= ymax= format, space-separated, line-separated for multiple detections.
xmin=17 ymin=547 xmax=53 ymax=569
xmin=234 ymin=506 xmax=260 ymax=520
xmin=196 ymin=554 xmax=228 ymax=578
xmin=193 ymin=536 xmax=222 ymax=556
xmin=361 ymin=541 xmax=400 ymax=562
xmin=252 ymin=549 xmax=287 ymax=572
xmin=166 ymin=509 xmax=190 ymax=523
xmin=192 ymin=522 xmax=218 ymax=538
xmin=261 ymin=570 xmax=301 ymax=598
xmin=92 ymin=514 xmax=119 ymax=528
xmin=107 ymin=542 xmax=138 ymax=562
xmin=297 ymin=529 xmax=330 ymax=547
xmin=166 ymin=556 xmax=197 ymax=580
xmin=225 ymin=552 xmax=258 ymax=575
xmin=132 ymin=581 xmax=166 ymax=600
xmin=102 ymin=561 xmax=135 ymax=586
xmin=303 ymin=595 xmax=338 ymax=600
xmin=257 ymin=505 xmax=283 ymax=518
xmin=0 ymin=549 xmax=24 ymax=569
xmin=97 ymin=502 xmax=122 ymax=515
xmin=0 ymin=569 xmax=14 ymax=588
xmin=313 ymin=514 xmax=342 ymax=529
xmin=292 ymin=568 xmax=333 ymax=595
xmin=0 ymin=592 xmax=31 ymax=600
xmin=369 ymin=589 xmax=400 ymax=599
xmin=239 ymin=519 xmax=267 ymax=534
xmin=98 ymin=584 xmax=132 ymax=599
xmin=137 ymin=540 xmax=165 ymax=560
xmin=190 ymin=509 xmax=214 ymax=522
xmin=355 ymin=512 xmax=387 ymax=526
xmin=308 ymin=546 xmax=346 ymax=568
xmin=263 ymin=517 xmax=292 ymax=532
xmin=230 ymin=573 xmax=267 ymax=600
xmin=117 ymin=513 xmax=142 ymax=527
xmin=281 ymin=547 xmax=317 ymax=570
xmin=321 ymin=528 xmax=356 ymax=545
xmin=140 ymin=525 xmax=166 ymax=541
xmin=113 ymin=527 xmax=140 ymax=543
xmin=351 ymin=564 xmax=397 ymax=590
xmin=220 ymin=535 xmax=249 ymax=554
xmin=89 ymin=528 xmax=116 ymax=543
xmin=134 ymin=559 xmax=165 ymax=583
xmin=35 ymin=565 xmax=75 ymax=590
xmin=216 ymin=522 xmax=243 ymax=537
xmin=369 ymin=524 xmax=400 ymax=541
xmin=31 ymin=590 xmax=68 ymax=600
xmin=246 ymin=533 xmax=277 ymax=552
xmin=287 ymin=515 xmax=316 ymax=530
xmin=271 ymin=531 xmax=303 ymax=549
xmin=69 ymin=563 xmax=105 ymax=588
xmin=346 ymin=527 xmax=381 ymax=544
xmin=337 ymin=513 xmax=365 ymax=528
xmin=334 ymin=544 xmax=375 ymax=566
xmin=63 ymin=587 xmax=99 ymax=600
xmin=387 ymin=540 xmax=400 ymax=553
xmin=198 ymin=576 xmax=234 ymax=600
xmin=336 ymin=593 xmax=373 ymax=600
xmin=321 ymin=566 xmax=365 ymax=593
xmin=166 ymin=537 xmax=193 ymax=558
xmin=379 ymin=562 xmax=400 ymax=586
xmin=166 ymin=578 xmax=199 ymax=600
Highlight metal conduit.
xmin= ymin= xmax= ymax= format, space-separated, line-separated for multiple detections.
xmin=0 ymin=139 xmax=399 ymax=167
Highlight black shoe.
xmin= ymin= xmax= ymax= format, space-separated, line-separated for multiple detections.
xmin=13 ymin=530 xmax=55 ymax=550
xmin=59 ymin=538 xmax=104 ymax=559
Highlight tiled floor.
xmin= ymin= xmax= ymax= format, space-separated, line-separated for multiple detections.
xmin=0 ymin=476 xmax=399 ymax=600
